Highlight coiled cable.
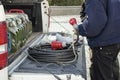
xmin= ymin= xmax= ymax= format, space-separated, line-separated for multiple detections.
xmin=28 ymin=44 xmax=78 ymax=64
xmin=28 ymin=32 xmax=80 ymax=64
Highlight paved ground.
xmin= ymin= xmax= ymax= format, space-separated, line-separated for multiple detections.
xmin=49 ymin=15 xmax=81 ymax=34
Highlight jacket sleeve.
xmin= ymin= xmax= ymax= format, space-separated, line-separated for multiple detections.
xmin=78 ymin=0 xmax=107 ymax=37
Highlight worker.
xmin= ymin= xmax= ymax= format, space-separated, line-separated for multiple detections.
xmin=70 ymin=0 xmax=120 ymax=80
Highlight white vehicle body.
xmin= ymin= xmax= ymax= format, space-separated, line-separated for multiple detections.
xmin=0 ymin=67 xmax=8 ymax=80
xmin=41 ymin=0 xmax=50 ymax=33
xmin=0 ymin=2 xmax=8 ymax=80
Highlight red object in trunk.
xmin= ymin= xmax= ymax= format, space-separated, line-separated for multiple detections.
xmin=51 ymin=41 xmax=63 ymax=50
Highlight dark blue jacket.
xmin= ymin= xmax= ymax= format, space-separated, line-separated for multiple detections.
xmin=78 ymin=0 xmax=120 ymax=47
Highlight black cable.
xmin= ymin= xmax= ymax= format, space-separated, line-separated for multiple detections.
xmin=27 ymin=32 xmax=81 ymax=79
xmin=27 ymin=32 xmax=80 ymax=64
xmin=28 ymin=44 xmax=77 ymax=63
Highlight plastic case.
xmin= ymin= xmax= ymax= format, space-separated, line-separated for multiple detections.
xmin=6 ymin=12 xmax=32 ymax=55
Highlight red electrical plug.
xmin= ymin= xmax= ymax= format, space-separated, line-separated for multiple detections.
xmin=69 ymin=18 xmax=79 ymax=34
xmin=69 ymin=18 xmax=80 ymax=43
xmin=51 ymin=41 xmax=63 ymax=50
xmin=51 ymin=41 xmax=67 ymax=50
xmin=69 ymin=18 xmax=77 ymax=26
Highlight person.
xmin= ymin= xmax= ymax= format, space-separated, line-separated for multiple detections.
xmin=71 ymin=0 xmax=120 ymax=80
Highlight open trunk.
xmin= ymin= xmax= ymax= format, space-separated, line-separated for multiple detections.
xmin=8 ymin=32 xmax=89 ymax=80
xmin=7 ymin=15 xmax=92 ymax=80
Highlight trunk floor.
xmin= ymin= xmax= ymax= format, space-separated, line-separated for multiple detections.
xmin=14 ymin=44 xmax=86 ymax=79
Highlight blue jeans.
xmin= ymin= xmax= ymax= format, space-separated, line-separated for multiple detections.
xmin=90 ymin=44 xmax=120 ymax=80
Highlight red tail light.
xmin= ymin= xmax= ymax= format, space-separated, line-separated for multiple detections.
xmin=0 ymin=21 xmax=7 ymax=44
xmin=0 ymin=52 xmax=7 ymax=69
xmin=0 ymin=21 xmax=8 ymax=70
